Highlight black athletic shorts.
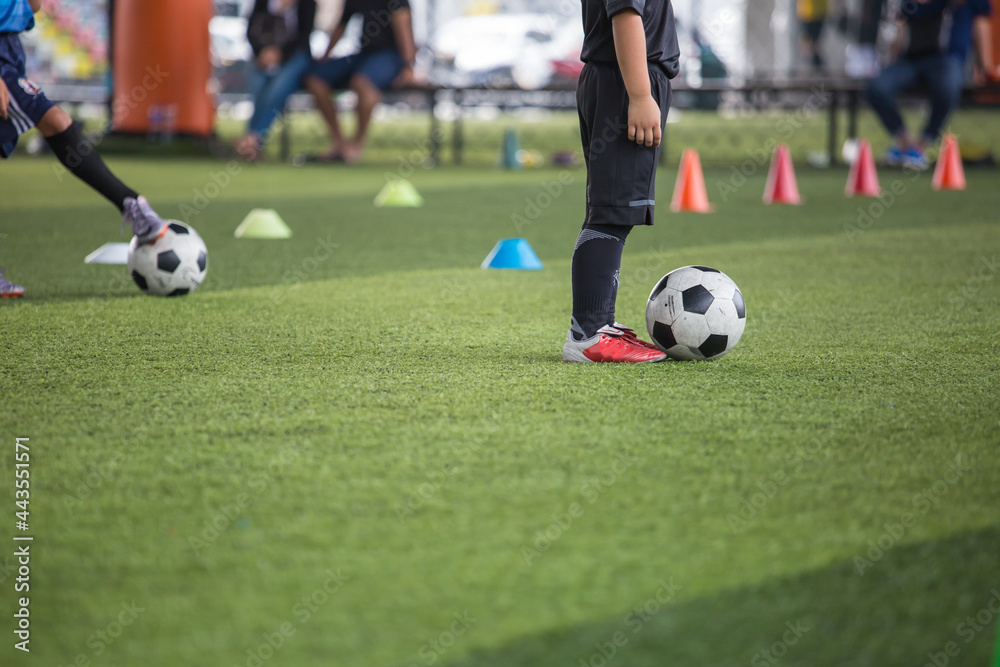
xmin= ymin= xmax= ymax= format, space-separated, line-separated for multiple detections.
xmin=577 ymin=61 xmax=672 ymax=227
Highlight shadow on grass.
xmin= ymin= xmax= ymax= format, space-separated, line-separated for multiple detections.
xmin=442 ymin=526 xmax=1000 ymax=667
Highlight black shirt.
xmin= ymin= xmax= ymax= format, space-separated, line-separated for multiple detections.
xmin=581 ymin=0 xmax=680 ymax=78
xmin=247 ymin=0 xmax=317 ymax=61
xmin=339 ymin=0 xmax=411 ymax=55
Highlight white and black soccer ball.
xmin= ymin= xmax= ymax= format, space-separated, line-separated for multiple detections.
xmin=128 ymin=222 xmax=208 ymax=297
xmin=645 ymin=265 xmax=746 ymax=361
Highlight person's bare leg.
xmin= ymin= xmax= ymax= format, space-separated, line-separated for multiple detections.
xmin=344 ymin=73 xmax=381 ymax=162
xmin=36 ymin=105 xmax=72 ymax=136
xmin=305 ymin=74 xmax=345 ymax=157
xmin=896 ymin=130 xmax=915 ymax=152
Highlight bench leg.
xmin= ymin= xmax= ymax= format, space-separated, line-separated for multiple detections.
xmin=848 ymin=89 xmax=859 ymax=141
xmin=453 ymin=90 xmax=464 ymax=166
xmin=828 ymin=92 xmax=839 ymax=166
xmin=280 ymin=118 xmax=291 ymax=162
xmin=428 ymin=89 xmax=440 ymax=167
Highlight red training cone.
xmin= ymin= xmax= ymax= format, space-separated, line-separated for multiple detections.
xmin=670 ymin=149 xmax=713 ymax=213
xmin=932 ymin=133 xmax=966 ymax=191
xmin=845 ymin=139 xmax=881 ymax=197
xmin=763 ymin=143 xmax=802 ymax=205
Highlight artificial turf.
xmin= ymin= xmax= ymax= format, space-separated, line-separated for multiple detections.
xmin=1 ymin=155 xmax=999 ymax=667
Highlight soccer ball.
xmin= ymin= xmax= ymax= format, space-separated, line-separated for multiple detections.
xmin=128 ymin=222 xmax=208 ymax=297
xmin=645 ymin=265 xmax=746 ymax=361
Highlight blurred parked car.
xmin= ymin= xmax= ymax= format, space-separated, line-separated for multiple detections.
xmin=432 ymin=13 xmax=582 ymax=89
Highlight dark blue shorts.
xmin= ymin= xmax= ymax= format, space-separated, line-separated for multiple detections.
xmin=309 ymin=49 xmax=404 ymax=91
xmin=1 ymin=34 xmax=55 ymax=158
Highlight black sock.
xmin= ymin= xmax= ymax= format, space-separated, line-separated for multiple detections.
xmin=571 ymin=223 xmax=632 ymax=338
xmin=45 ymin=123 xmax=138 ymax=213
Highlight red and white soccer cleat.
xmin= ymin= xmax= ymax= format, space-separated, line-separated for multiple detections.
xmin=563 ymin=324 xmax=667 ymax=363
xmin=613 ymin=322 xmax=662 ymax=352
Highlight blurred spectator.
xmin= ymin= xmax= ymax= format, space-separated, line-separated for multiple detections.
xmin=797 ymin=0 xmax=828 ymax=71
xmin=303 ymin=0 xmax=417 ymax=163
xmin=865 ymin=0 xmax=995 ymax=169
xmin=846 ymin=0 xmax=884 ymax=78
xmin=235 ymin=0 xmax=317 ymax=160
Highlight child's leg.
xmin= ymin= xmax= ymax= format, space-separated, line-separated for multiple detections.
xmin=38 ymin=107 xmax=138 ymax=212
xmin=563 ymin=63 xmax=671 ymax=362
xmin=571 ymin=223 xmax=631 ymax=337
xmin=571 ymin=63 xmax=666 ymax=335
xmin=38 ymin=108 xmax=164 ymax=242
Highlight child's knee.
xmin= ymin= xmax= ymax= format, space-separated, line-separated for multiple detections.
xmin=37 ymin=106 xmax=73 ymax=136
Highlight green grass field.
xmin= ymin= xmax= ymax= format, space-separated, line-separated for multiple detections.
xmin=1 ymin=154 xmax=999 ymax=667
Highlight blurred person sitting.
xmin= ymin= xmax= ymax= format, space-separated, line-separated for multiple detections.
xmin=797 ymin=0 xmax=828 ymax=72
xmin=235 ymin=0 xmax=317 ymax=160
xmin=865 ymin=0 xmax=995 ymax=169
xmin=303 ymin=0 xmax=417 ymax=163
xmin=844 ymin=0 xmax=886 ymax=79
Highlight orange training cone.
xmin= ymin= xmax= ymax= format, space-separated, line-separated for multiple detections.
xmin=845 ymin=139 xmax=881 ymax=197
xmin=670 ymin=149 xmax=713 ymax=213
xmin=763 ymin=143 xmax=802 ymax=205
xmin=932 ymin=133 xmax=966 ymax=191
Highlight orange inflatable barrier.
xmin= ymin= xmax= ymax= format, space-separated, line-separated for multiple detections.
xmin=112 ymin=0 xmax=214 ymax=136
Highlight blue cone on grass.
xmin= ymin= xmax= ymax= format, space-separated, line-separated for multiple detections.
xmin=481 ymin=238 xmax=543 ymax=270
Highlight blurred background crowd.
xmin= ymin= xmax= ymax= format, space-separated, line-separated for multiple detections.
xmin=15 ymin=0 xmax=1000 ymax=167
xmin=22 ymin=0 xmax=974 ymax=97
